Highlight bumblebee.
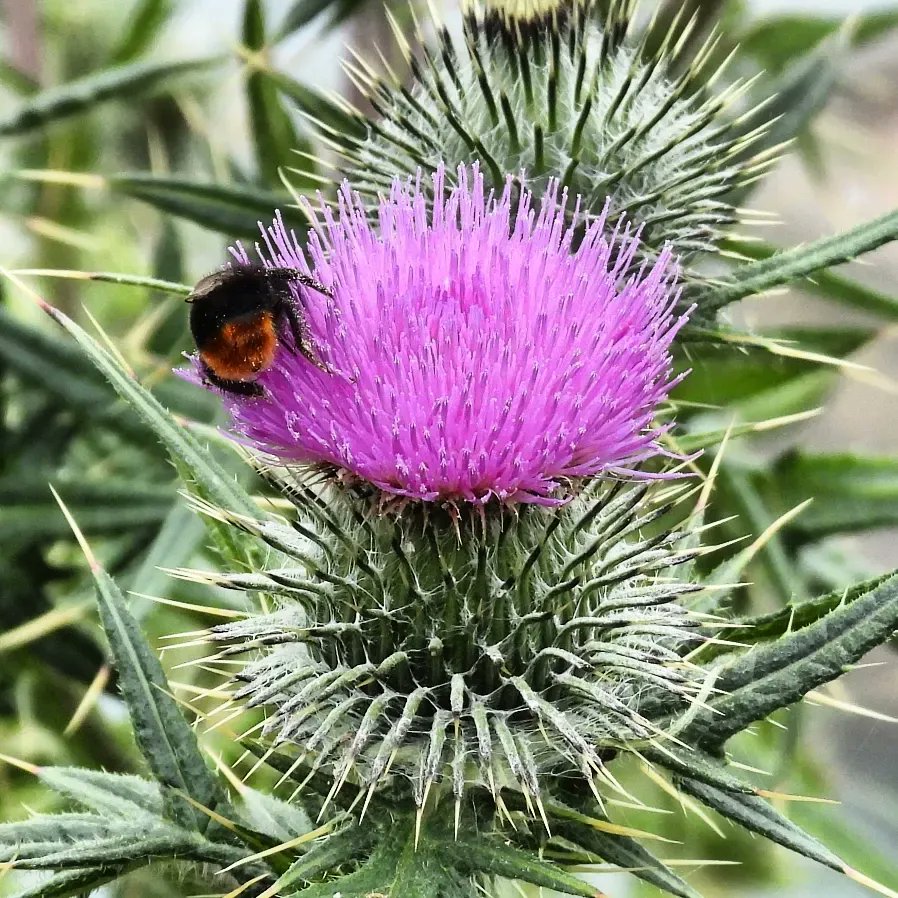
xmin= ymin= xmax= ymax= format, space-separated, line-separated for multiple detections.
xmin=187 ymin=265 xmax=332 ymax=397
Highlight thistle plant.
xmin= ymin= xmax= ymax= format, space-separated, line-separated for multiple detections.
xmin=3 ymin=1 xmax=898 ymax=898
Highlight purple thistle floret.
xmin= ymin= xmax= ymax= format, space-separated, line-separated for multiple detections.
xmin=215 ymin=164 xmax=689 ymax=505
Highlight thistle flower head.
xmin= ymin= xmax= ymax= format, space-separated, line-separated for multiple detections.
xmin=210 ymin=165 xmax=687 ymax=506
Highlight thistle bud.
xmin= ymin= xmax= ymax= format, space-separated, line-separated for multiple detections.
xmin=320 ymin=0 xmax=772 ymax=291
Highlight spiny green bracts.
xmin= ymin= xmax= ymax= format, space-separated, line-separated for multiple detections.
xmin=306 ymin=0 xmax=777 ymax=294
xmin=186 ymin=477 xmax=712 ymax=811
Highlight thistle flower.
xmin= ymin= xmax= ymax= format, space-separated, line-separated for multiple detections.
xmin=211 ymin=165 xmax=688 ymax=507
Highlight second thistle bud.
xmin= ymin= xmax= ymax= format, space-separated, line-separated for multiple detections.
xmin=316 ymin=0 xmax=773 ymax=292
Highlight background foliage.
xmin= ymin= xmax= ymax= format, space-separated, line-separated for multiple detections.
xmin=1 ymin=1 xmax=898 ymax=896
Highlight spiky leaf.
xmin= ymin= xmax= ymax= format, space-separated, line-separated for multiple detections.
xmin=771 ymin=451 xmax=898 ymax=538
xmin=37 ymin=769 xmax=163 ymax=818
xmin=450 ymin=836 xmax=600 ymax=898
xmin=700 ymin=572 xmax=894 ymax=661
xmin=723 ymin=238 xmax=898 ymax=320
xmin=9 ymin=827 xmax=241 ymax=870
xmin=0 ymin=57 xmax=218 ymax=135
xmin=110 ymin=173 xmax=301 ymax=238
xmin=285 ymin=815 xmax=472 ymax=898
xmin=92 ymin=563 xmax=228 ymax=832
xmin=682 ymin=572 xmax=898 ymax=746
xmin=7 ymin=866 xmax=130 ymax=898
xmin=552 ymin=821 xmax=700 ymax=898
xmin=698 ymin=207 xmax=898 ymax=310
xmin=676 ymin=779 xmax=842 ymax=871
xmin=43 ymin=303 xmax=259 ymax=562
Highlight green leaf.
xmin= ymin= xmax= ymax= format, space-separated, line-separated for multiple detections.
xmin=696 ymin=572 xmax=893 ymax=663
xmin=552 ymin=822 xmax=700 ymax=898
xmin=8 ymin=866 xmax=130 ymax=898
xmin=797 ymin=540 xmax=882 ymax=594
xmin=0 ymin=814 xmax=115 ymax=856
xmin=362 ymin=824 xmax=470 ymax=898
xmin=239 ymin=788 xmax=313 ymax=844
xmin=130 ymin=501 xmax=210 ymax=617
xmin=450 ymin=837 xmax=600 ymax=898
xmin=716 ymin=464 xmax=805 ymax=604
xmin=38 ymin=769 xmax=163 ymax=818
xmin=0 ymin=57 xmax=219 ymax=136
xmin=0 ymin=305 xmax=211 ymax=435
xmin=676 ymin=778 xmax=842 ymax=871
xmin=698 ymin=207 xmax=898 ymax=311
xmin=278 ymin=0 xmax=335 ymax=35
xmin=639 ymin=746 xmax=757 ymax=797
xmin=109 ymin=0 xmax=175 ymax=64
xmin=738 ymin=26 xmax=848 ymax=164
xmin=276 ymin=0 xmax=365 ymax=39
xmin=0 ymin=307 xmax=113 ymax=408
xmin=243 ymin=0 xmax=313 ymax=187
xmin=268 ymin=69 xmax=365 ymax=142
xmin=0 ymin=478 xmax=173 ymax=544
xmin=793 ymin=792 xmax=898 ymax=893
xmin=672 ymin=326 xmax=872 ymax=445
xmin=723 ymin=238 xmax=898 ymax=320
xmin=683 ymin=572 xmax=898 ymax=746
xmin=806 ymin=266 xmax=898 ymax=319
xmin=44 ymin=304 xmax=259 ymax=561
xmin=673 ymin=414 xmax=808 ymax=454
xmin=287 ymin=816 xmax=471 ymax=898
xmin=267 ymin=825 xmax=374 ymax=894
xmin=770 ymin=451 xmax=898 ymax=537
xmin=741 ymin=10 xmax=898 ymax=72
xmin=0 ymin=501 xmax=171 ymax=546
xmin=109 ymin=173 xmax=301 ymax=239
xmin=10 ymin=827 xmax=238 ymax=869
xmin=673 ymin=325 xmax=873 ymax=410
xmin=92 ymin=562 xmax=228 ymax=832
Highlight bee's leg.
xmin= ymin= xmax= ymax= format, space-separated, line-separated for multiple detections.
xmin=284 ymin=303 xmax=330 ymax=373
xmin=270 ymin=267 xmax=334 ymax=299
xmin=201 ymin=362 xmax=265 ymax=397
xmin=295 ymin=273 xmax=333 ymax=299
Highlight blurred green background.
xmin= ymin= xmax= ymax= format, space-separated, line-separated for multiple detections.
xmin=1 ymin=1 xmax=897 ymax=896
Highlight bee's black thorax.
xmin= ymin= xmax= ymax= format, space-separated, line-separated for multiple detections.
xmin=188 ymin=268 xmax=291 ymax=349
